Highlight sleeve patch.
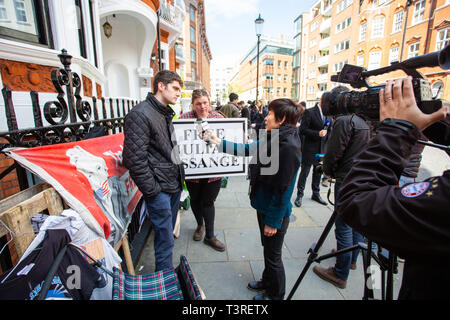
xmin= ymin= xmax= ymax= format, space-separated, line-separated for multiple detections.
xmin=400 ymin=182 xmax=430 ymax=198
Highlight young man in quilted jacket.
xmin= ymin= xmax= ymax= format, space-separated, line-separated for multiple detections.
xmin=123 ymin=70 xmax=185 ymax=272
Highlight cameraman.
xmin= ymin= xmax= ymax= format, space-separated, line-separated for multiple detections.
xmin=312 ymin=86 xmax=370 ymax=289
xmin=336 ymin=76 xmax=449 ymax=299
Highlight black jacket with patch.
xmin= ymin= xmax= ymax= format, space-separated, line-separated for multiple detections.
xmin=336 ymin=122 xmax=450 ymax=300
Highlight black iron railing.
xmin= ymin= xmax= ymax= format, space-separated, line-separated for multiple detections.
xmin=0 ymin=49 xmax=139 ymax=151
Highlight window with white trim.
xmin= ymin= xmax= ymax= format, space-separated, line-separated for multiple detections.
xmin=373 ymin=0 xmax=386 ymax=6
xmin=311 ymin=21 xmax=318 ymax=31
xmin=408 ymin=42 xmax=420 ymax=58
xmin=14 ymin=0 xmax=27 ymax=23
xmin=318 ymin=83 xmax=327 ymax=91
xmin=334 ymin=60 xmax=348 ymax=72
xmin=309 ymin=54 xmax=317 ymax=63
xmin=392 ymin=10 xmax=403 ymax=33
xmin=0 ymin=0 xmax=52 ymax=47
xmin=436 ymin=27 xmax=450 ymax=51
xmin=371 ymin=16 xmax=385 ymax=39
xmin=336 ymin=17 xmax=352 ymax=33
xmin=368 ymin=51 xmax=382 ymax=70
xmin=308 ymin=85 xmax=315 ymax=94
xmin=389 ymin=46 xmax=399 ymax=64
xmin=412 ymin=0 xmax=425 ymax=25
xmin=334 ymin=39 xmax=350 ymax=53
xmin=0 ymin=0 xmax=7 ymax=20
xmin=359 ymin=22 xmax=367 ymax=42
xmin=357 ymin=54 xmax=364 ymax=66
xmin=337 ymin=0 xmax=353 ymax=13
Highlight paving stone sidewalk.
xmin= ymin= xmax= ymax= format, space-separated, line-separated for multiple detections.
xmin=136 ymin=174 xmax=404 ymax=300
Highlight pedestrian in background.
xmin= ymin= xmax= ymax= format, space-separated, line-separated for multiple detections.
xmin=251 ymin=100 xmax=266 ymax=140
xmin=220 ymin=93 xmax=240 ymax=118
xmin=179 ymin=89 xmax=226 ymax=252
xmin=294 ymin=95 xmax=331 ymax=207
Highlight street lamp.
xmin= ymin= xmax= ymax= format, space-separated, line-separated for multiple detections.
xmin=255 ymin=14 xmax=264 ymax=103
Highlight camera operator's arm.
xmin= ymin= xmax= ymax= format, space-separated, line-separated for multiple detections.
xmin=336 ymin=77 xmax=449 ymax=259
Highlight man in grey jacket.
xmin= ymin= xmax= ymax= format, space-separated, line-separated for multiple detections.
xmin=123 ymin=70 xmax=185 ymax=272
xmin=220 ymin=93 xmax=240 ymax=118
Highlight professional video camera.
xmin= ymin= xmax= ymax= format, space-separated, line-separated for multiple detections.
xmin=321 ymin=44 xmax=450 ymax=121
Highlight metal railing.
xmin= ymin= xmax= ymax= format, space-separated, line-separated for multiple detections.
xmin=0 ymin=49 xmax=139 ymax=150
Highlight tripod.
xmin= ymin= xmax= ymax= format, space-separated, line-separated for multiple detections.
xmin=286 ymin=181 xmax=398 ymax=300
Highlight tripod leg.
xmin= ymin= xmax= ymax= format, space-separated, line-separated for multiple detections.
xmin=362 ymin=240 xmax=375 ymax=300
xmin=286 ymin=210 xmax=338 ymax=300
xmin=386 ymin=253 xmax=396 ymax=300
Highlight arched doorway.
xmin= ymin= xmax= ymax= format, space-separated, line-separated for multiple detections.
xmin=99 ymin=1 xmax=158 ymax=100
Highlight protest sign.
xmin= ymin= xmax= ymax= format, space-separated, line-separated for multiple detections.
xmin=173 ymin=118 xmax=248 ymax=179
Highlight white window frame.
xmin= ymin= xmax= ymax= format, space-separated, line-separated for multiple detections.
xmin=359 ymin=22 xmax=367 ymax=42
xmin=412 ymin=0 xmax=425 ymax=25
xmin=335 ymin=39 xmax=350 ymax=53
xmin=436 ymin=27 xmax=450 ymax=51
xmin=0 ymin=0 xmax=8 ymax=21
xmin=14 ymin=0 xmax=28 ymax=23
xmin=371 ymin=16 xmax=385 ymax=39
xmin=368 ymin=51 xmax=382 ymax=70
xmin=337 ymin=0 xmax=353 ymax=13
xmin=408 ymin=42 xmax=420 ymax=58
xmin=392 ymin=10 xmax=403 ymax=34
xmin=389 ymin=46 xmax=399 ymax=64
xmin=357 ymin=54 xmax=364 ymax=66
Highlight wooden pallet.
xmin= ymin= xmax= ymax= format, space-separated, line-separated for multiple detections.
xmin=0 ymin=182 xmax=135 ymax=275
xmin=0 ymin=183 xmax=62 ymax=258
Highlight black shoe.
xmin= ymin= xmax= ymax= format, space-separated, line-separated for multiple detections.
xmin=294 ymin=196 xmax=302 ymax=207
xmin=253 ymin=292 xmax=272 ymax=300
xmin=311 ymin=194 xmax=327 ymax=205
xmin=247 ymin=280 xmax=266 ymax=292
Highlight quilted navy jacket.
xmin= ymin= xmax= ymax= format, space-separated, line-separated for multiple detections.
xmin=123 ymin=93 xmax=185 ymax=200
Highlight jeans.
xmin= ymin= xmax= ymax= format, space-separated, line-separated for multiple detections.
xmin=145 ymin=190 xmax=181 ymax=272
xmin=333 ymin=181 xmax=364 ymax=281
xmin=296 ymin=161 xmax=322 ymax=198
xmin=257 ymin=212 xmax=290 ymax=300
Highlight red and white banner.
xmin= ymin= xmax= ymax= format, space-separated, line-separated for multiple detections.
xmin=5 ymin=133 xmax=141 ymax=246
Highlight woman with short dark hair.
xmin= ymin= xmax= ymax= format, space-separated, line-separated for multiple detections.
xmin=206 ymin=98 xmax=303 ymax=300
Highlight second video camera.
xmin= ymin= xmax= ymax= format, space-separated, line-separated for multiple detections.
xmin=321 ymin=45 xmax=450 ymax=121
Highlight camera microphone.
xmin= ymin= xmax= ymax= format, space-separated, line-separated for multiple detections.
xmin=323 ymin=119 xmax=331 ymax=130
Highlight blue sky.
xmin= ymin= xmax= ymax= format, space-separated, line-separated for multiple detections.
xmin=204 ymin=0 xmax=318 ymax=68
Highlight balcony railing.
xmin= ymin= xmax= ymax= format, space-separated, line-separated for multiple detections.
xmin=318 ymin=55 xmax=329 ymax=67
xmin=319 ymin=37 xmax=330 ymax=50
xmin=317 ymin=73 xmax=329 ymax=84
xmin=320 ymin=18 xmax=331 ymax=34
xmin=159 ymin=0 xmax=184 ymax=32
